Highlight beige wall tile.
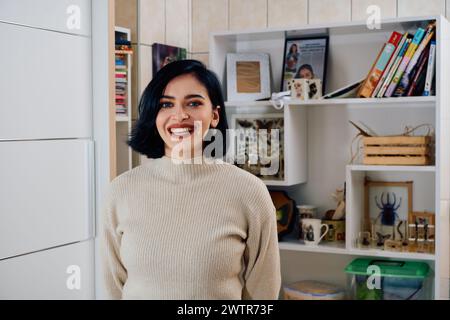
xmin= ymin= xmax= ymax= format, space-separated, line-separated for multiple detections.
xmin=192 ymin=0 xmax=228 ymax=52
xmin=139 ymin=0 xmax=165 ymax=45
xmin=229 ymin=0 xmax=267 ymax=31
xmin=308 ymin=0 xmax=351 ymax=24
xmin=268 ymin=0 xmax=307 ymax=28
xmin=166 ymin=0 xmax=190 ymax=50
xmin=398 ymin=0 xmax=445 ymax=17
xmin=191 ymin=53 xmax=209 ymax=67
xmin=352 ymin=0 xmax=397 ymax=21
xmin=115 ymin=0 xmax=138 ymax=42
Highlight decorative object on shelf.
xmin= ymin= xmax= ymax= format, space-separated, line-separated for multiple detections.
xmin=283 ymin=280 xmax=346 ymax=300
xmin=364 ymin=179 xmax=413 ymax=248
xmin=349 ymin=122 xmax=435 ymax=166
xmin=324 ymin=185 xmax=346 ymax=220
xmin=226 ymin=53 xmax=271 ymax=102
xmin=345 ymin=258 xmax=432 ymax=300
xmin=301 ymin=218 xmax=329 ymax=246
xmin=231 ymin=113 xmax=284 ymax=181
xmin=408 ymin=211 xmax=435 ymax=254
xmin=297 ymin=205 xmax=317 ymax=240
xmin=363 ymin=135 xmax=432 ymax=166
xmin=323 ymin=78 xmax=364 ymax=99
xmin=287 ymin=78 xmax=322 ymax=100
xmin=152 ymin=43 xmax=187 ymax=77
xmin=356 ymin=231 xmax=371 ymax=249
xmin=281 ymin=36 xmax=328 ymax=94
xmin=322 ymin=219 xmax=345 ymax=242
xmin=270 ymin=190 xmax=298 ymax=241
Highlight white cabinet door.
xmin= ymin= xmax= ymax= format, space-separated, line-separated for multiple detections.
xmin=0 ymin=0 xmax=91 ymax=36
xmin=0 ymin=22 xmax=91 ymax=140
xmin=0 ymin=139 xmax=94 ymax=260
xmin=0 ymin=240 xmax=94 ymax=299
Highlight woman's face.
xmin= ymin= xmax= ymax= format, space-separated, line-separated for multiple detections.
xmin=156 ymin=73 xmax=220 ymax=159
xmin=299 ymin=68 xmax=313 ymax=79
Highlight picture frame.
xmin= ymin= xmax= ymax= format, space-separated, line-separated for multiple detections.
xmin=364 ymin=179 xmax=413 ymax=245
xmin=230 ymin=113 xmax=284 ymax=180
xmin=281 ymin=36 xmax=329 ymax=94
xmin=152 ymin=43 xmax=187 ymax=77
xmin=226 ymin=53 xmax=271 ymax=102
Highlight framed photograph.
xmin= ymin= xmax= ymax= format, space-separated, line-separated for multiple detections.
xmin=364 ymin=180 xmax=413 ymax=245
xmin=226 ymin=53 xmax=271 ymax=102
xmin=281 ymin=36 xmax=328 ymax=94
xmin=230 ymin=113 xmax=284 ymax=180
xmin=152 ymin=43 xmax=187 ymax=77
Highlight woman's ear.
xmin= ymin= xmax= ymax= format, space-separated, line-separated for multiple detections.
xmin=211 ymin=106 xmax=220 ymax=128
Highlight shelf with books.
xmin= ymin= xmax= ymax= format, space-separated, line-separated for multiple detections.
xmin=115 ymin=26 xmax=133 ymax=176
xmin=210 ymin=15 xmax=449 ymax=299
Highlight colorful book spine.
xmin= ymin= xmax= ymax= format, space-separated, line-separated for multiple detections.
xmin=384 ymin=27 xmax=426 ymax=97
xmin=357 ymin=31 xmax=402 ymax=98
xmin=406 ymin=45 xmax=430 ymax=96
xmin=377 ymin=37 xmax=411 ymax=98
xmin=423 ymin=40 xmax=436 ymax=96
xmin=371 ymin=32 xmax=408 ymax=97
xmin=393 ymin=22 xmax=435 ymax=96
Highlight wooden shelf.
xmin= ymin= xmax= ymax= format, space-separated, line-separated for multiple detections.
xmin=224 ymin=96 xmax=436 ymax=108
xmin=348 ymin=165 xmax=436 ymax=172
xmin=279 ymin=240 xmax=435 ymax=261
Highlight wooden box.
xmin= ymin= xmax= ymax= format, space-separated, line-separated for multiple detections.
xmin=363 ymin=136 xmax=432 ymax=166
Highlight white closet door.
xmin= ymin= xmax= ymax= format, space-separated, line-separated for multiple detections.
xmin=0 ymin=139 xmax=94 ymax=260
xmin=0 ymin=240 xmax=94 ymax=299
xmin=0 ymin=0 xmax=91 ymax=36
xmin=0 ymin=22 xmax=91 ymax=140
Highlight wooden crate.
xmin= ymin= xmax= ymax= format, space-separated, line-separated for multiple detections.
xmin=363 ymin=136 xmax=432 ymax=165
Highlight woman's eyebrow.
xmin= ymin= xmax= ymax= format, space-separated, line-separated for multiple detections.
xmin=185 ymin=94 xmax=205 ymax=100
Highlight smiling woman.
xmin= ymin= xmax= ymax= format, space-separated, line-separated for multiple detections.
xmin=100 ymin=60 xmax=281 ymax=300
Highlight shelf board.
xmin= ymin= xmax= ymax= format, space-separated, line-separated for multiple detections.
xmin=116 ymin=115 xmax=129 ymax=122
xmin=224 ymin=96 xmax=435 ymax=108
xmin=278 ymin=240 xmax=347 ymax=255
xmin=278 ymin=240 xmax=435 ymax=261
xmin=348 ymin=165 xmax=436 ymax=172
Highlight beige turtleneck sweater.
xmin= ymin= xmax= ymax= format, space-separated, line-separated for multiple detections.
xmin=101 ymin=156 xmax=281 ymax=300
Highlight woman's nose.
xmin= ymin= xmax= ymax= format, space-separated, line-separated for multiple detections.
xmin=170 ymin=105 xmax=190 ymax=121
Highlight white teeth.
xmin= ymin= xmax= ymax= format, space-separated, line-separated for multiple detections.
xmin=170 ymin=127 xmax=190 ymax=134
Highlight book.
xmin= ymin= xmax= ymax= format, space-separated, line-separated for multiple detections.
xmin=384 ymin=27 xmax=426 ymax=97
xmin=393 ymin=22 xmax=435 ymax=97
xmin=323 ymin=79 xmax=364 ymax=99
xmin=423 ymin=40 xmax=436 ymax=96
xmin=371 ymin=32 xmax=409 ymax=97
xmin=376 ymin=36 xmax=412 ymax=98
xmin=357 ymin=31 xmax=402 ymax=98
xmin=406 ymin=45 xmax=430 ymax=96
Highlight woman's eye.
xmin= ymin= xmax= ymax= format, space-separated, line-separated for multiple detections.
xmin=188 ymin=101 xmax=202 ymax=107
xmin=159 ymin=102 xmax=172 ymax=108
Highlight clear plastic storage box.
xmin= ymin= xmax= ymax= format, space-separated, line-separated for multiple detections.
xmin=344 ymin=258 xmax=432 ymax=300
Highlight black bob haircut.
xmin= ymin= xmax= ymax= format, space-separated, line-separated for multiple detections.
xmin=127 ymin=59 xmax=229 ymax=159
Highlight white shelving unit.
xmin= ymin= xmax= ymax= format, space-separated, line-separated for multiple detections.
xmin=210 ymin=15 xmax=450 ymax=299
xmin=115 ymin=26 xmax=133 ymax=175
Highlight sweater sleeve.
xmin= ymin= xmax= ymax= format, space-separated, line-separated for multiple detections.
xmin=100 ymin=186 xmax=127 ymax=299
xmin=242 ymin=183 xmax=281 ymax=300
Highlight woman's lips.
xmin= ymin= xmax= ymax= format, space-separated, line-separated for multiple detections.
xmin=167 ymin=125 xmax=194 ymax=139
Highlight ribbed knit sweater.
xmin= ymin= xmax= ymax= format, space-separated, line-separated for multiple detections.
xmin=101 ymin=155 xmax=281 ymax=300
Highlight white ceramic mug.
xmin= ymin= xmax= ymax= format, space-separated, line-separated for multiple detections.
xmin=301 ymin=218 xmax=329 ymax=246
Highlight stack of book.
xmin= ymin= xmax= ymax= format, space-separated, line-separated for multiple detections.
xmin=115 ymin=55 xmax=128 ymax=116
xmin=357 ymin=21 xmax=436 ymax=98
xmin=115 ymin=38 xmax=132 ymax=116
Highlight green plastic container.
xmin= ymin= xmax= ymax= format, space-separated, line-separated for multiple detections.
xmin=344 ymin=258 xmax=433 ymax=300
